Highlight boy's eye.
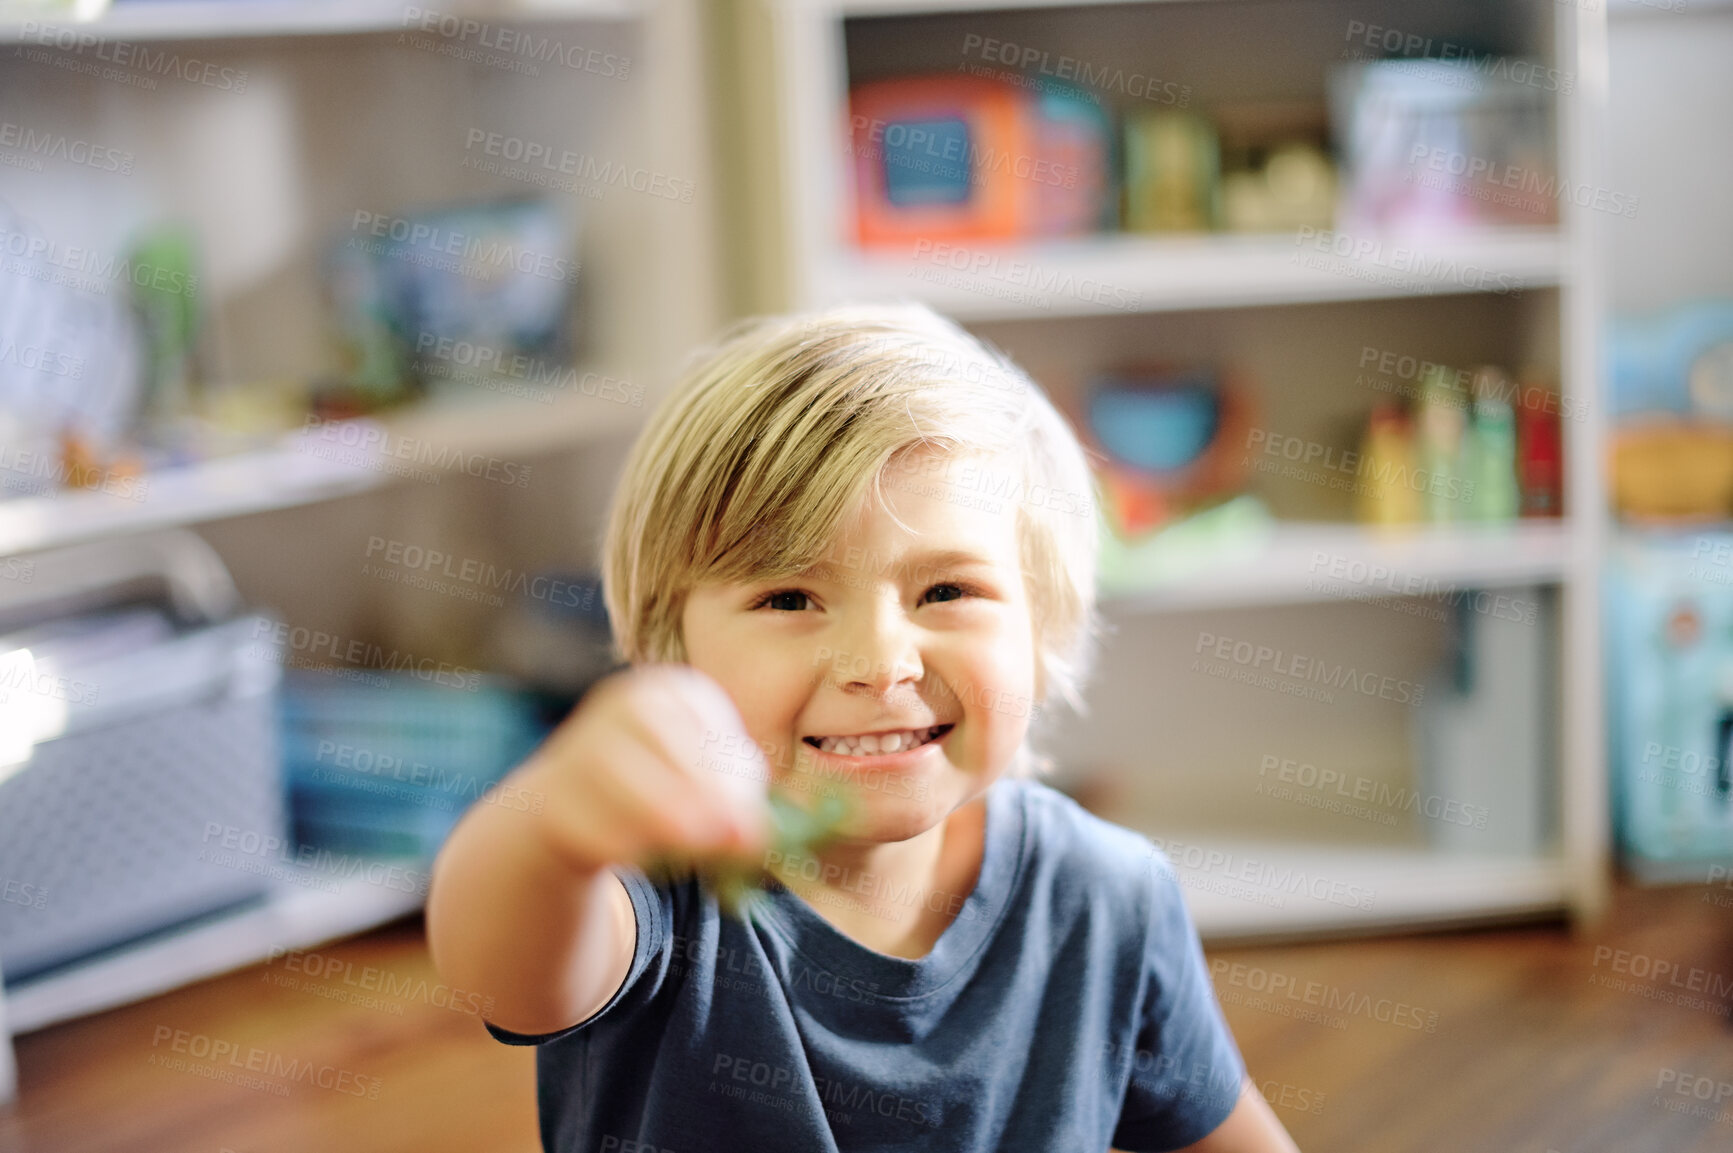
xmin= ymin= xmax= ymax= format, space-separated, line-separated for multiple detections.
xmin=755 ymin=589 xmax=810 ymax=612
xmin=922 ymin=583 xmax=969 ymax=605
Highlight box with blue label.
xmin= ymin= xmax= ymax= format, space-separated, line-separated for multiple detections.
xmin=1606 ymin=530 xmax=1733 ymax=875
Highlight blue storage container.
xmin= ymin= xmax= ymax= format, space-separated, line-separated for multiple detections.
xmin=279 ymin=670 xmax=550 ymax=860
xmin=1606 ymin=530 xmax=1733 ymax=875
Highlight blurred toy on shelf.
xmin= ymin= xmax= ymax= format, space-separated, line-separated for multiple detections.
xmin=0 ymin=203 xmax=147 ymax=502
xmin=1122 ymin=110 xmax=1220 ymax=233
xmin=1094 ymin=491 xmax=1274 ymax=597
xmin=1220 ymin=142 xmax=1335 ymax=233
xmin=129 ymin=225 xmax=205 ymax=427
xmin=849 ymin=73 xmax=1113 ymax=246
xmin=1328 ymin=58 xmax=1556 ymax=235
xmin=1215 ymin=103 xmax=1337 ymax=234
xmin=321 ymin=196 xmax=579 ymax=409
xmin=1608 ymin=299 xmax=1733 ymax=524
xmin=1080 ymin=366 xmax=1254 ymax=538
xmin=1611 ymin=422 xmax=1733 ymax=523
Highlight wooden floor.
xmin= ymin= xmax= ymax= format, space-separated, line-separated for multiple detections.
xmin=4 ymin=879 xmax=1732 ymax=1153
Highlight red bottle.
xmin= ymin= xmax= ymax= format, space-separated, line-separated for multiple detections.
xmin=1515 ymin=382 xmax=1563 ymax=517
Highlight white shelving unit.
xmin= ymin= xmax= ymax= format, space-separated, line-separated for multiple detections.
xmin=1165 ymin=839 xmax=1575 ymax=940
xmin=1099 ymin=519 xmax=1573 ymax=614
xmin=0 ymin=0 xmax=642 ymax=43
xmin=728 ymin=0 xmax=1609 ymax=938
xmin=1 ymin=872 xmax=424 ymax=1035
xmin=0 ymin=0 xmax=720 ymax=1099
xmin=0 ymin=390 xmax=645 ymax=556
xmin=820 ymin=228 xmax=1567 ymax=320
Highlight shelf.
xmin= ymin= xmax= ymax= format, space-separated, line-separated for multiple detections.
xmin=0 ymin=389 xmax=645 ymax=557
xmin=1099 ymin=519 xmax=1574 ymax=614
xmin=1142 ymin=834 xmax=1573 ymax=940
xmin=0 ymin=0 xmax=640 ymax=44
xmin=3 ymin=871 xmax=422 ymax=1035
xmin=815 ymin=229 xmax=1564 ymax=321
xmin=837 ymin=0 xmax=1204 ymax=14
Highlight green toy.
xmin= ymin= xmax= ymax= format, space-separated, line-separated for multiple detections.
xmin=641 ymin=790 xmax=852 ymax=919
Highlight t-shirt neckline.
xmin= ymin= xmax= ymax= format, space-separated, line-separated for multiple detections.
xmin=751 ymin=778 xmax=1026 ymax=1001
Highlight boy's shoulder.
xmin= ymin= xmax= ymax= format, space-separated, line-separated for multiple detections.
xmin=1001 ymin=777 xmax=1166 ymax=916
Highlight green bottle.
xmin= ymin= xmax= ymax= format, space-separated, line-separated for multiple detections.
xmin=1416 ymin=364 xmax=1467 ymax=522
xmin=1468 ymin=390 xmax=1519 ymax=522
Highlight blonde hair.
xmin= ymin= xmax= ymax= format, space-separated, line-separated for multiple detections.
xmin=600 ymin=302 xmax=1101 ymax=777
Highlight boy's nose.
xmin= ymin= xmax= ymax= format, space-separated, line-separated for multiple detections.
xmin=829 ymin=619 xmax=924 ymax=695
xmin=839 ymin=649 xmax=923 ymax=696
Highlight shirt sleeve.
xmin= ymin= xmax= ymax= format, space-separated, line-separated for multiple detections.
xmin=1110 ymin=851 xmax=1248 ymax=1151
xmin=484 ymin=864 xmax=670 ymax=1046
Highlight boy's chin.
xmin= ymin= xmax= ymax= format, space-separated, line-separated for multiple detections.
xmin=828 ymin=781 xmax=981 ymax=845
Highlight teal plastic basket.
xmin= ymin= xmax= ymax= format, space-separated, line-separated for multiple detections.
xmin=280 ymin=670 xmax=548 ymax=860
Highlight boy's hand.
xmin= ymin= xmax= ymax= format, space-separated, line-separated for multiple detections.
xmin=520 ymin=664 xmax=773 ymax=878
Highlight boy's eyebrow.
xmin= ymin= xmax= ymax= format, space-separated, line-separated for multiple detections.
xmin=899 ymin=548 xmax=998 ymax=570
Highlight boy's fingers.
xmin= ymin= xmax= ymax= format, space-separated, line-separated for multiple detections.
xmin=617 ymin=669 xmax=771 ymax=840
xmin=584 ymin=729 xmax=736 ymax=852
xmin=622 ymin=710 xmax=770 ymax=852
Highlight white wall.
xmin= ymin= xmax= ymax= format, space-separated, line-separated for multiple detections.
xmin=1605 ymin=2 xmax=1733 ymax=313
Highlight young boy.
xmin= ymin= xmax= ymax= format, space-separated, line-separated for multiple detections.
xmin=427 ymin=304 xmax=1300 ymax=1152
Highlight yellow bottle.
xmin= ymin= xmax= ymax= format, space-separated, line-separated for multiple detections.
xmin=1355 ymin=402 xmax=1421 ymax=527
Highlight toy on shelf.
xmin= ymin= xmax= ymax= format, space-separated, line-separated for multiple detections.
xmin=1612 ymin=422 xmax=1733 ymax=524
xmin=848 ymin=73 xmax=1113 ymax=247
xmin=1121 ymin=110 xmax=1220 ymax=234
xmin=1328 ymin=58 xmax=1557 ymax=235
xmin=1215 ymin=102 xmax=1337 ymax=234
xmin=1080 ymin=366 xmax=1253 ymax=538
xmin=0 ymin=203 xmax=147 ymax=503
xmin=322 ymin=196 xmax=579 ymax=409
xmin=1607 ymin=300 xmax=1733 ymax=524
xmin=129 ymin=226 xmax=205 ymax=427
xmin=1221 ymin=142 xmax=1336 ymax=233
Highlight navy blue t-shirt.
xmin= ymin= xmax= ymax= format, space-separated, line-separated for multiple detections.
xmin=487 ymin=777 xmax=1247 ymax=1152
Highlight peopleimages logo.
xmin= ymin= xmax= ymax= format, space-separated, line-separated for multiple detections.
xmin=1210 ymin=959 xmax=1438 ymax=1032
xmin=149 ymin=1025 xmax=380 ymax=1098
xmin=959 ymin=33 xmax=1190 ymax=106
xmin=1245 ymin=427 xmax=1475 ymax=505
xmin=1193 ymin=630 xmax=1425 ymax=707
xmin=1147 ymin=834 xmax=1378 ymax=911
xmin=347 ymin=210 xmax=581 ymax=285
xmin=1291 ymin=226 xmax=1521 ymax=294
xmin=0 ymin=121 xmax=134 ymax=174
xmin=16 ymin=22 xmax=250 ymax=92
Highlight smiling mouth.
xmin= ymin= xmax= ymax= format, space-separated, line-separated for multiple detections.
xmin=802 ymin=724 xmax=954 ymax=757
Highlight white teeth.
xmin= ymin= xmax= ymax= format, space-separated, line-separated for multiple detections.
xmin=814 ymin=726 xmax=940 ymax=757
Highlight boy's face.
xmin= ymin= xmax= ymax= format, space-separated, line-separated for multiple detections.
xmin=681 ymin=449 xmax=1038 ymax=845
